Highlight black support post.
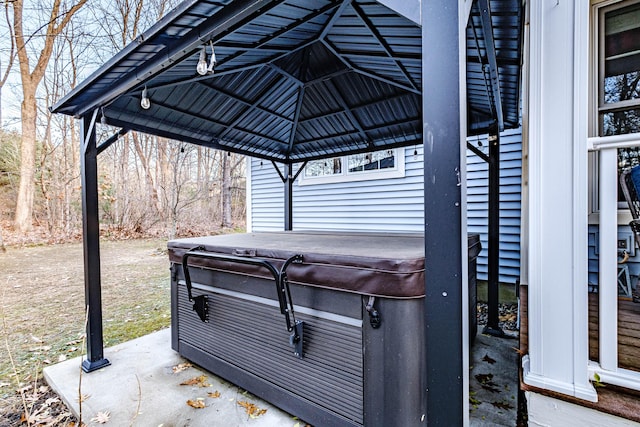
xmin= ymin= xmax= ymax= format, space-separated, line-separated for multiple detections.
xmin=483 ymin=128 xmax=504 ymax=336
xmin=284 ymin=163 xmax=293 ymax=231
xmin=80 ymin=113 xmax=110 ymax=372
xmin=422 ymin=1 xmax=464 ymax=425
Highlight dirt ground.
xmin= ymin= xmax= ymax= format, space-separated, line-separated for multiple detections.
xmin=0 ymin=239 xmax=171 ymax=426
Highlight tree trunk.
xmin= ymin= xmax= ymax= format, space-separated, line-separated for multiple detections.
xmin=12 ymin=0 xmax=87 ymax=232
xmin=14 ymin=88 xmax=37 ymax=231
xmin=221 ymin=153 xmax=233 ymax=228
xmin=132 ymin=132 xmax=161 ymax=215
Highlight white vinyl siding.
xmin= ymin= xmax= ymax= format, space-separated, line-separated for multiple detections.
xmin=248 ymin=128 xmax=523 ymax=284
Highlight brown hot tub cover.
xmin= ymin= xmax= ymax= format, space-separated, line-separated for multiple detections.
xmin=168 ymin=231 xmax=481 ymax=299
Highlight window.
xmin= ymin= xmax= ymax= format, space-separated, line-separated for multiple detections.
xmin=299 ymin=148 xmax=405 ymax=185
xmin=598 ymin=1 xmax=640 ymax=136
xmin=590 ymin=0 xmax=640 ymax=212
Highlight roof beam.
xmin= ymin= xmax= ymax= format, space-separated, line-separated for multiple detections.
xmin=295 ymin=117 xmax=420 ymax=146
xmin=195 ymin=81 xmax=293 ymax=124
xmin=466 ymin=141 xmax=490 ymax=163
xmin=337 ymin=49 xmax=421 ymax=63
xmin=287 ymin=86 xmax=305 ymax=155
xmin=107 ymin=116 xmax=288 ymax=163
xmin=350 ymin=1 xmax=419 ymax=92
xmin=215 ymin=2 xmax=341 ymax=71
xmin=300 ymin=91 xmax=417 ymax=123
xmin=217 ymin=76 xmax=289 ymax=142
xmin=319 ymin=0 xmax=352 ymax=40
xmin=268 ymin=63 xmax=304 ymax=87
xmin=321 ymin=39 xmax=421 ymax=95
xmin=132 ymin=99 xmax=288 ymax=148
xmin=323 ymin=79 xmax=371 ymax=146
xmin=97 ymin=128 xmax=129 ymax=155
xmin=57 ymin=0 xmax=287 ymax=117
xmin=477 ymin=0 xmax=504 ymax=131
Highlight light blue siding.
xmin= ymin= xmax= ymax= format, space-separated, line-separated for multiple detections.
xmin=249 ymin=161 xmax=285 ymax=231
xmin=588 ymin=224 xmax=640 ymax=291
xmin=250 ymin=147 xmax=425 ymax=232
xmin=466 ymin=129 xmax=522 ymax=283
xmin=249 ymin=129 xmax=523 ymax=284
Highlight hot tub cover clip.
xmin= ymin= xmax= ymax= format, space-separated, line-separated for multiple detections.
xmin=181 ymin=247 xmax=306 ymax=358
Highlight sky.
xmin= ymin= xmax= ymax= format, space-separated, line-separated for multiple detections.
xmin=0 ymin=0 xmax=180 ymax=133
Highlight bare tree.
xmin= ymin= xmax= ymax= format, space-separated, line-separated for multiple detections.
xmin=220 ymin=152 xmax=244 ymax=228
xmin=0 ymin=1 xmax=16 ymax=126
xmin=12 ymin=0 xmax=88 ymax=232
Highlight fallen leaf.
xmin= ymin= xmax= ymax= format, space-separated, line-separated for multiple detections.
xmin=491 ymin=400 xmax=514 ymax=410
xmin=91 ymin=411 xmax=111 ymax=424
xmin=512 ymin=347 xmax=525 ymax=356
xmin=482 ymin=354 xmax=496 ymax=364
xmin=58 ymin=354 xmax=67 ymax=362
xmin=45 ymin=397 xmax=60 ymax=406
xmin=76 ymin=394 xmax=90 ymax=403
xmin=186 ymin=399 xmax=206 ymax=409
xmin=207 ymin=391 xmax=221 ymax=398
xmin=237 ymin=400 xmax=267 ymax=418
xmin=180 ymin=375 xmax=210 ymax=387
xmin=475 ymin=373 xmax=500 ymax=393
xmin=18 ymin=384 xmax=33 ymax=393
xmin=481 ymin=384 xmax=501 ymax=393
xmin=30 ymin=335 xmax=44 ymax=343
xmin=172 ymin=362 xmax=192 ymax=373
xmin=475 ymin=373 xmax=494 ymax=384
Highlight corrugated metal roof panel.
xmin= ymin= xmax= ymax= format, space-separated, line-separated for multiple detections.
xmin=52 ymin=0 xmax=522 ymax=162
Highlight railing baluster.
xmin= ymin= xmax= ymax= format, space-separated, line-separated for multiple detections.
xmin=598 ymin=147 xmax=618 ymax=371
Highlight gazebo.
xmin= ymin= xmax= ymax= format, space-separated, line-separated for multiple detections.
xmin=51 ymin=0 xmax=523 ymax=424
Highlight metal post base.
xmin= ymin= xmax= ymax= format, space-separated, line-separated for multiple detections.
xmin=82 ymin=358 xmax=111 ymax=373
xmin=482 ymin=324 xmax=505 ymax=337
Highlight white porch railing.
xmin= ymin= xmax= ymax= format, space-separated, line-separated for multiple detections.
xmin=588 ymin=135 xmax=640 ymax=392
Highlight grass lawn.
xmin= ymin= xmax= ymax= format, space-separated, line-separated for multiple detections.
xmin=0 ymin=239 xmax=171 ymax=420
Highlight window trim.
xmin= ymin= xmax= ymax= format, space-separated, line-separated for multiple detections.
xmin=298 ymin=147 xmax=406 ymax=186
xmin=596 ymin=0 xmax=640 ymax=136
xmin=588 ymin=0 xmax=640 ymax=217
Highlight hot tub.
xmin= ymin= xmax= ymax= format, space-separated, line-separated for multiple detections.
xmin=168 ymin=231 xmax=480 ymax=427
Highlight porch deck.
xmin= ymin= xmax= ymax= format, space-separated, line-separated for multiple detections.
xmin=588 ymin=293 xmax=640 ymax=372
xmin=520 ymin=285 xmax=640 ymax=423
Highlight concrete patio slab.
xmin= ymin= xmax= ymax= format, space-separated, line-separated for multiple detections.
xmin=44 ymin=327 xmax=518 ymax=426
xmin=43 ymin=329 xmax=301 ymax=427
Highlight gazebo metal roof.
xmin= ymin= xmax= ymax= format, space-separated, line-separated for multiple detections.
xmin=52 ymin=0 xmax=522 ymax=163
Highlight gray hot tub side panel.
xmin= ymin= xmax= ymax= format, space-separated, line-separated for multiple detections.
xmin=169 ymin=268 xmax=426 ymax=427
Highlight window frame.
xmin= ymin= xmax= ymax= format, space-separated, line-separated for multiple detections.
xmin=298 ymin=147 xmax=406 ymax=186
xmin=596 ymin=0 xmax=640 ymax=136
xmin=589 ymin=0 xmax=640 ymax=219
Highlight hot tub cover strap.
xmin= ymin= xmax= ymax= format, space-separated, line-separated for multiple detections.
xmin=182 ymin=246 xmax=305 ymax=358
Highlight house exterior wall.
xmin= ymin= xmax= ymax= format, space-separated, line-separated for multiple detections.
xmin=246 ymin=130 xmax=522 ymax=284
xmin=468 ymin=130 xmax=523 ymax=283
